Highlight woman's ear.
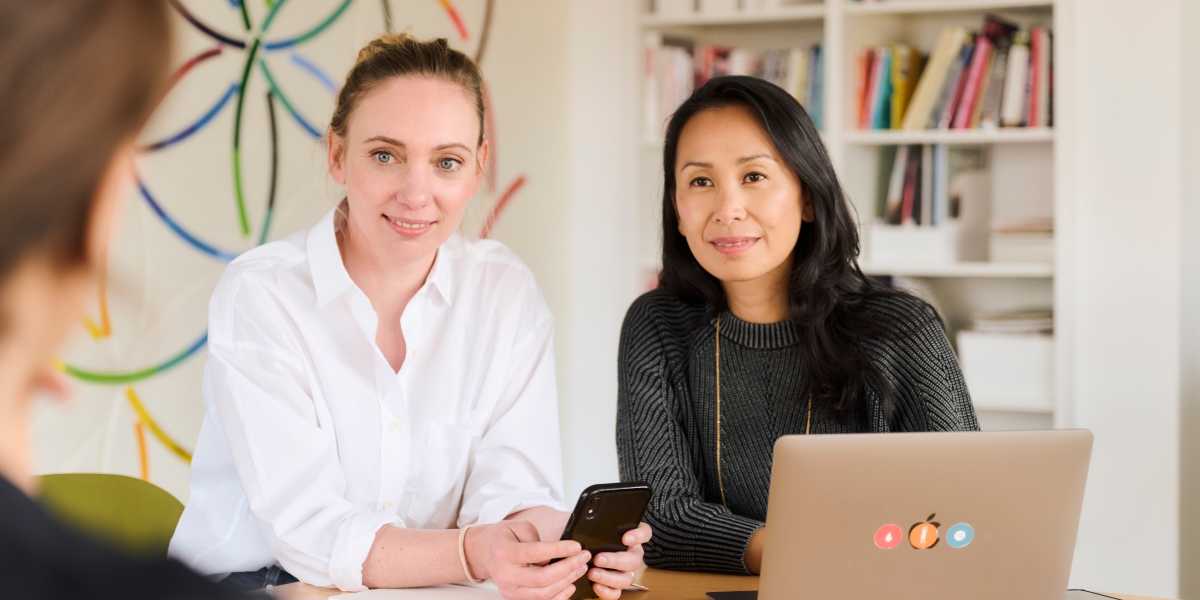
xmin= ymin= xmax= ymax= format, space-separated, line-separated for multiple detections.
xmin=801 ymin=193 xmax=815 ymax=223
xmin=85 ymin=142 xmax=135 ymax=274
xmin=327 ymin=131 xmax=346 ymax=185
xmin=476 ymin=138 xmax=491 ymax=176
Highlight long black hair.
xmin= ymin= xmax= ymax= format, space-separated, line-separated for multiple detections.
xmin=659 ymin=75 xmax=904 ymax=425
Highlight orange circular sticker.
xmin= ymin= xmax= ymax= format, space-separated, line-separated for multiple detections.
xmin=908 ymin=514 xmax=941 ymax=550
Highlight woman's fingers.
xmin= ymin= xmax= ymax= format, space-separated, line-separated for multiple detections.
xmin=591 ymin=582 xmax=623 ymax=600
xmin=621 ymin=522 xmax=653 ymax=547
xmin=587 ymin=566 xmax=636 ymax=591
xmin=592 ymin=549 xmax=642 ymax=574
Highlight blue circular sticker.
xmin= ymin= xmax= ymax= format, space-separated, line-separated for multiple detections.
xmin=945 ymin=522 xmax=975 ymax=549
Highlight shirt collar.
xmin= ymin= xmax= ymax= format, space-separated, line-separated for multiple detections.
xmin=308 ymin=207 xmax=459 ymax=307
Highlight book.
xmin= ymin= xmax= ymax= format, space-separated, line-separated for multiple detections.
xmin=968 ymin=53 xmax=992 ymax=128
xmin=884 ymin=145 xmax=910 ymax=224
xmin=901 ymin=28 xmax=968 ymax=130
xmin=938 ymin=39 xmax=975 ymax=130
xmin=920 ymin=145 xmax=934 ymax=226
xmin=872 ymin=47 xmax=894 ymax=129
xmin=978 ymin=46 xmax=1008 ymax=129
xmin=856 ymin=48 xmax=876 ymax=129
xmin=787 ymin=47 xmax=810 ymax=106
xmin=900 ymin=146 xmax=920 ymax=225
xmin=932 ymin=144 xmax=950 ymax=225
xmin=1034 ymin=27 xmax=1051 ymax=127
xmin=876 ymin=145 xmax=897 ymax=220
xmin=1001 ymin=31 xmax=1029 ymax=127
xmin=890 ymin=45 xmax=922 ymax=128
xmin=1028 ymin=28 xmax=1041 ymax=127
xmin=953 ymin=35 xmax=992 ymax=129
xmin=809 ymin=44 xmax=824 ymax=128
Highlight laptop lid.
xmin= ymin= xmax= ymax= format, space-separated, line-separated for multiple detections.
xmin=757 ymin=430 xmax=1092 ymax=600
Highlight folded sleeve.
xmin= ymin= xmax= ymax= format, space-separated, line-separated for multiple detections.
xmin=204 ymin=274 xmax=396 ymax=591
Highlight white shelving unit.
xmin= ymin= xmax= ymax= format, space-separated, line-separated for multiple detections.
xmin=637 ymin=0 xmax=1069 ymax=431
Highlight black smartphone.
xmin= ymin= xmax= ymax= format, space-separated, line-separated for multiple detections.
xmin=558 ymin=482 xmax=652 ymax=600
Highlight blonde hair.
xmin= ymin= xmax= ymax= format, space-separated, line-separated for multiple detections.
xmin=329 ymin=33 xmax=485 ymax=145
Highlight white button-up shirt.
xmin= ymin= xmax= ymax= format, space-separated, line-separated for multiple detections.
xmin=169 ymin=210 xmax=564 ymax=591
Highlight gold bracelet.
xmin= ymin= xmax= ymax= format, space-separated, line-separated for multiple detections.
xmin=458 ymin=524 xmax=485 ymax=584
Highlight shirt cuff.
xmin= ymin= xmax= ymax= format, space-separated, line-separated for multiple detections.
xmin=470 ymin=492 xmax=564 ymax=527
xmin=329 ymin=510 xmax=405 ymax=591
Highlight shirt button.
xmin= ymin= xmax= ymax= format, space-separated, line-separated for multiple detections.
xmin=382 ymin=501 xmax=394 ymax=511
xmin=390 ymin=418 xmax=403 ymax=433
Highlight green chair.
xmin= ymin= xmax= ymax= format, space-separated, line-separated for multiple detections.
xmin=37 ymin=473 xmax=184 ymax=557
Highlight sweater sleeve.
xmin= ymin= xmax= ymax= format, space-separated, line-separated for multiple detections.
xmin=614 ymin=300 xmax=762 ymax=574
xmin=888 ymin=313 xmax=981 ymax=432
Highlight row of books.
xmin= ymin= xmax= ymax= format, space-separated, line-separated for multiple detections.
xmin=651 ymin=0 xmax=805 ymax=16
xmin=643 ymin=32 xmax=824 ymax=139
xmin=876 ymin=145 xmax=986 ymax=227
xmin=856 ymin=15 xmax=1053 ymax=131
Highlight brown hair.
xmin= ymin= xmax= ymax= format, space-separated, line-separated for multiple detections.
xmin=329 ymin=34 xmax=485 ymax=146
xmin=0 ymin=1 xmax=172 ymax=278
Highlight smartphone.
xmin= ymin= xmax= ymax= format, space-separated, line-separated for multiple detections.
xmin=558 ymin=482 xmax=652 ymax=600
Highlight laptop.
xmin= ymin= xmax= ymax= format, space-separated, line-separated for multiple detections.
xmin=709 ymin=430 xmax=1093 ymax=600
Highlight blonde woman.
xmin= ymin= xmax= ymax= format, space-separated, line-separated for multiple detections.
xmin=170 ymin=35 xmax=649 ymax=600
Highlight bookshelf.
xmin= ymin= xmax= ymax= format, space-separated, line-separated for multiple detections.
xmin=637 ymin=0 xmax=1069 ymax=431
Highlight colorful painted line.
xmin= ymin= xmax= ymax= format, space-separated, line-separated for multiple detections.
xmin=479 ymin=175 xmax=526 ymax=239
xmin=289 ymin=52 xmax=337 ymax=92
xmin=63 ymin=333 xmax=207 ymax=385
xmin=438 ymin=0 xmax=470 ymax=41
xmin=82 ymin=249 xmax=112 ymax=340
xmin=263 ymin=0 xmax=353 ymax=51
xmin=137 ymin=176 xmax=239 ymax=262
xmin=170 ymin=1 xmax=246 ymax=49
xmin=68 ymin=92 xmax=281 ymax=386
xmin=257 ymin=60 xmax=321 ymax=138
xmin=232 ymin=38 xmax=262 ymax=237
xmin=474 ymin=0 xmax=495 ymax=63
xmin=134 ymin=422 xmax=150 ymax=480
xmin=142 ymin=83 xmax=240 ymax=153
xmin=127 ymin=387 xmax=193 ymax=463
xmin=165 ymin=46 xmax=224 ymax=94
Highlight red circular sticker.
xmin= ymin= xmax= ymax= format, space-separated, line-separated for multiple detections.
xmin=874 ymin=524 xmax=903 ymax=550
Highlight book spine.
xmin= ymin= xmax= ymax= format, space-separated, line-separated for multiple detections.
xmin=953 ymin=36 xmax=992 ymax=129
xmin=1001 ymin=36 xmax=1029 ymax=127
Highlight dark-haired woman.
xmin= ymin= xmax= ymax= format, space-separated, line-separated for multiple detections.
xmin=616 ymin=76 xmax=979 ymax=575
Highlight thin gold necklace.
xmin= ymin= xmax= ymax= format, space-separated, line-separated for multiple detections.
xmin=714 ymin=316 xmax=812 ymax=507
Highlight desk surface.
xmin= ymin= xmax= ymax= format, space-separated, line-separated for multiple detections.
xmin=278 ymin=568 xmax=1170 ymax=600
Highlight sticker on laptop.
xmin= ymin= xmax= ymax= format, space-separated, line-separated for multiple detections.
xmin=908 ymin=514 xmax=941 ymax=549
xmin=873 ymin=524 xmax=903 ymax=550
xmin=945 ymin=522 xmax=975 ymax=549
xmin=875 ymin=516 xmax=975 ymax=551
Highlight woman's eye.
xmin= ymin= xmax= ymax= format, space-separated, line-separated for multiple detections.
xmin=438 ymin=157 xmax=463 ymax=172
xmin=689 ymin=177 xmax=713 ymax=188
xmin=744 ymin=172 xmax=766 ymax=183
xmin=372 ymin=151 xmax=394 ymax=165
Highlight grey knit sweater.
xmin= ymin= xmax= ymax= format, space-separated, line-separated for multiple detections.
xmin=615 ymin=289 xmax=979 ymax=574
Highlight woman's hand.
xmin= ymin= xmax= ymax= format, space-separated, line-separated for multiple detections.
xmin=465 ymin=519 xmax=592 ymax=600
xmin=586 ymin=522 xmax=653 ymax=600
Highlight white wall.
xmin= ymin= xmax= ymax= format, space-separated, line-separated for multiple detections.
xmin=1063 ymin=0 xmax=1182 ymax=596
xmin=1180 ymin=0 xmax=1200 ymax=597
xmin=558 ymin=0 xmax=642 ymax=500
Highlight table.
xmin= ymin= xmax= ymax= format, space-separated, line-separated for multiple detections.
xmin=275 ymin=569 xmax=1170 ymax=600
